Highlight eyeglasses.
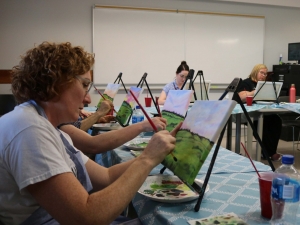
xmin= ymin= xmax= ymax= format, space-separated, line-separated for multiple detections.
xmin=75 ymin=76 xmax=93 ymax=95
xmin=259 ymin=71 xmax=267 ymax=77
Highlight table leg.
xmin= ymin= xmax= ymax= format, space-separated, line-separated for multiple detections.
xmin=256 ymin=114 xmax=264 ymax=161
xmin=247 ymin=117 xmax=253 ymax=159
xmin=235 ymin=114 xmax=241 ymax=154
xmin=226 ymin=115 xmax=232 ymax=150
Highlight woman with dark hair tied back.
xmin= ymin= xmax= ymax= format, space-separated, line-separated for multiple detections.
xmin=0 ymin=42 xmax=181 ymax=225
xmin=157 ymin=61 xmax=189 ymax=105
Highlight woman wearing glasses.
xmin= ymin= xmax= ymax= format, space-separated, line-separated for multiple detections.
xmin=0 ymin=42 xmax=180 ymax=225
xmin=157 ymin=61 xmax=189 ymax=105
xmin=236 ymin=64 xmax=282 ymax=161
xmin=237 ymin=64 xmax=269 ymax=102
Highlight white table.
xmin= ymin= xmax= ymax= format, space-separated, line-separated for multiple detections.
xmin=246 ymin=108 xmax=290 ymax=161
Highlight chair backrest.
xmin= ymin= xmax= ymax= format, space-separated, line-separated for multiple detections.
xmin=0 ymin=94 xmax=17 ymax=116
xmin=278 ymin=96 xmax=300 ymax=103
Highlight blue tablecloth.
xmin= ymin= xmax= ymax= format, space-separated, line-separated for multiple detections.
xmin=90 ymin=103 xmax=300 ymax=224
xmin=100 ymin=145 xmax=278 ymax=225
xmin=109 ymin=145 xmax=271 ymax=175
xmin=231 ymin=102 xmax=300 ymax=115
xmin=280 ymin=102 xmax=300 ymax=114
xmin=133 ymin=172 xmax=269 ymax=225
xmin=85 ymin=102 xmax=300 ymax=116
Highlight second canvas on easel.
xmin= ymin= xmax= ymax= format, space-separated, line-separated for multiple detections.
xmin=96 ymin=83 xmax=121 ymax=108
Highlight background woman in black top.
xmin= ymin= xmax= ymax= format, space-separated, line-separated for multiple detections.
xmin=236 ymin=64 xmax=282 ymax=161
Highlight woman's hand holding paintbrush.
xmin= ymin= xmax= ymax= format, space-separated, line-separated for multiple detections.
xmin=129 ymin=90 xmax=180 ymax=161
xmin=93 ymin=85 xmax=117 ymax=114
xmin=140 ymin=124 xmax=181 ymax=166
xmin=96 ymin=99 xmax=114 ymax=115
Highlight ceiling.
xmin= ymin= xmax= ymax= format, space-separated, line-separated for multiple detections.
xmin=212 ymin=0 xmax=300 ymax=8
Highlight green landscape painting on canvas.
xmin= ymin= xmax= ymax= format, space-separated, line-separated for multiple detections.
xmin=97 ymin=83 xmax=121 ymax=108
xmin=116 ymin=86 xmax=143 ymax=125
xmin=162 ymin=90 xmax=193 ymax=132
xmin=162 ymin=99 xmax=236 ymax=185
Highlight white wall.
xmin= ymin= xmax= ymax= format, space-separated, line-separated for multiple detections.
xmin=1 ymin=0 xmax=300 ymax=106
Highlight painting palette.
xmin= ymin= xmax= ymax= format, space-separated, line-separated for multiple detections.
xmin=188 ymin=213 xmax=248 ymax=225
xmin=138 ymin=175 xmax=209 ymax=203
xmin=92 ymin=122 xmax=121 ymax=131
xmin=123 ymin=137 xmax=151 ymax=150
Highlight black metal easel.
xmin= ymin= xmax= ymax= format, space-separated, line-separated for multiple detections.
xmin=252 ymin=75 xmax=279 ymax=105
xmin=114 ymin=72 xmax=128 ymax=94
xmin=252 ymin=80 xmax=267 ymax=100
xmin=113 ymin=73 xmax=132 ymax=127
xmin=180 ymin=69 xmax=197 ymax=101
xmin=194 ymin=77 xmax=275 ymax=211
xmin=193 ymin=70 xmax=209 ymax=100
xmin=136 ymin=73 xmax=160 ymax=114
xmin=270 ymin=73 xmax=280 ymax=104
xmin=160 ymin=77 xmax=275 ymax=211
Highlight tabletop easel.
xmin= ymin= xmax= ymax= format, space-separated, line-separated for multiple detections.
xmin=136 ymin=73 xmax=160 ymax=114
xmin=114 ymin=72 xmax=128 ymax=94
xmin=253 ymin=73 xmax=279 ymax=105
xmin=159 ymin=77 xmax=275 ymax=211
xmin=194 ymin=77 xmax=275 ymax=211
xmin=181 ymin=69 xmax=197 ymax=101
xmin=194 ymin=70 xmax=209 ymax=100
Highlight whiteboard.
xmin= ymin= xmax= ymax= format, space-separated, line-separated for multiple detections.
xmin=93 ymin=7 xmax=264 ymax=85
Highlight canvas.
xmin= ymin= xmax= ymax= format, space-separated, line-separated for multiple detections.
xmin=162 ymin=90 xmax=193 ymax=132
xmin=116 ymin=86 xmax=143 ymax=126
xmin=162 ymin=100 xmax=236 ymax=185
xmin=96 ymin=83 xmax=121 ymax=107
xmin=253 ymin=81 xmax=282 ymax=101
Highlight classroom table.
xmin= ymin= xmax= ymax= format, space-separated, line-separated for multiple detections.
xmin=228 ymin=103 xmax=295 ymax=161
xmin=90 ymin=103 xmax=300 ymax=224
xmin=87 ymin=103 xmax=296 ymax=162
xmin=246 ymin=107 xmax=291 ymax=161
xmin=228 ymin=104 xmax=266 ymax=155
xmin=96 ymin=144 xmax=279 ymax=225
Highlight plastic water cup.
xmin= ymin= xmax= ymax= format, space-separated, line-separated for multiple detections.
xmin=246 ymin=96 xmax=253 ymax=106
xmin=258 ymin=172 xmax=273 ymax=219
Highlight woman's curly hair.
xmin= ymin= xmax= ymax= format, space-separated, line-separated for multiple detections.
xmin=11 ymin=42 xmax=95 ymax=103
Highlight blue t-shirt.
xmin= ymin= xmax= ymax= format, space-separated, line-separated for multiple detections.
xmin=162 ymin=80 xmax=180 ymax=97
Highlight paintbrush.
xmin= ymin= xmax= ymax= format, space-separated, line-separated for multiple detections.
xmin=93 ymin=85 xmax=117 ymax=114
xmin=155 ymin=97 xmax=162 ymax=117
xmin=241 ymin=142 xmax=261 ymax=178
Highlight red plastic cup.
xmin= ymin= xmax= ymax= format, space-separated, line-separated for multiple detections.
xmin=246 ymin=96 xmax=253 ymax=106
xmin=258 ymin=172 xmax=273 ymax=219
xmin=145 ymin=97 xmax=152 ymax=107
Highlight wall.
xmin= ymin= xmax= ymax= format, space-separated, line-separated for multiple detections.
xmin=1 ymin=0 xmax=300 ymax=106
